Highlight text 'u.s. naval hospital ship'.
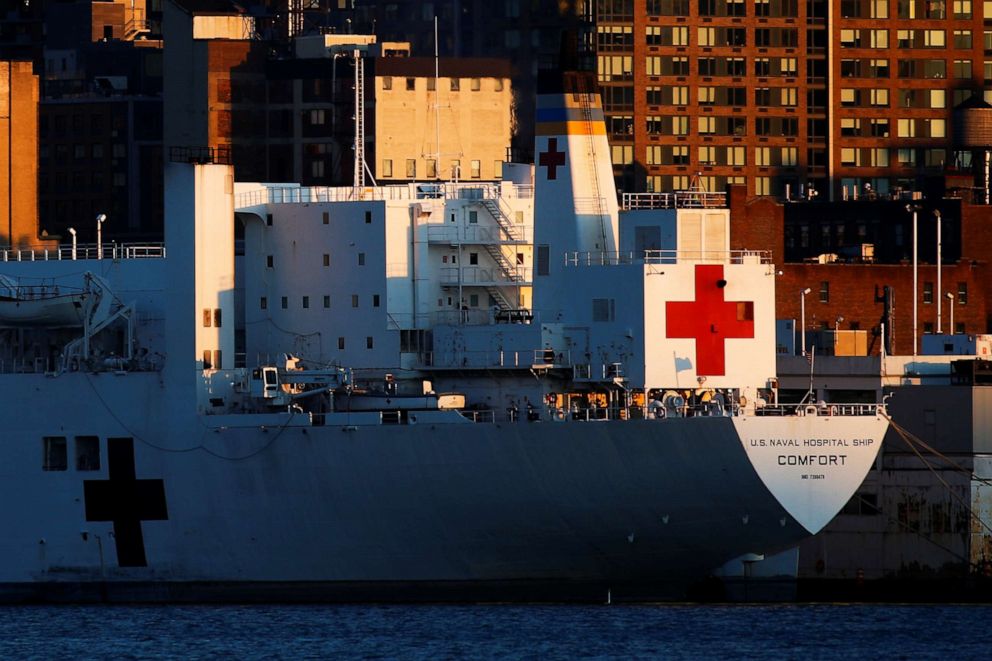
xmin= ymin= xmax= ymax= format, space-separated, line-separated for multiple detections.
xmin=0 ymin=84 xmax=887 ymax=603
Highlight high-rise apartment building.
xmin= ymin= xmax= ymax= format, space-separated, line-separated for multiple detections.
xmin=596 ymin=0 xmax=992 ymax=198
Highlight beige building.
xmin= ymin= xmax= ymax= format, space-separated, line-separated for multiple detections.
xmin=1 ymin=60 xmax=41 ymax=248
xmin=374 ymin=58 xmax=513 ymax=183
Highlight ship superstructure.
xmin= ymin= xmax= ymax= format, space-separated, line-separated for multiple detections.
xmin=0 ymin=85 xmax=887 ymax=602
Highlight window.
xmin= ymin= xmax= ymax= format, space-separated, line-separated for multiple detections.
xmin=43 ymin=437 xmax=67 ymax=471
xmin=427 ymin=159 xmax=437 ymax=178
xmin=202 ymin=350 xmax=212 ymax=370
xmin=365 ymin=211 xmax=372 ymax=224
xmin=323 ymin=254 xmax=330 ymax=267
xmin=266 ymin=214 xmax=273 ymax=227
xmin=450 ymin=78 xmax=460 ymax=91
xmin=819 ymin=281 xmax=830 ymax=303
xmin=358 ymin=252 xmax=366 ymax=266
xmin=958 ymin=282 xmax=968 ymax=305
xmin=405 ymin=77 xmax=415 ymax=90
xmin=260 ymin=297 xmax=267 ymax=310
xmin=75 ymin=436 xmax=100 ymax=471
xmin=923 ymin=281 xmax=933 ymax=304
xmin=352 ymin=294 xmax=359 ymax=308
xmin=322 ymin=211 xmax=329 ymax=225
xmin=469 ymin=252 xmax=479 ymax=265
xmin=592 ymin=298 xmax=616 ymax=322
xmin=373 ymin=294 xmax=380 ymax=307
xmin=266 ymin=255 xmax=274 ymax=268
xmin=471 ymin=78 xmax=481 ymax=91
xmin=471 ymin=160 xmax=481 ymax=178
xmin=338 ymin=337 xmax=345 ymax=350
xmin=406 ymin=159 xmax=416 ymax=178
xmin=537 ymin=245 xmax=550 ymax=276
xmin=382 ymin=159 xmax=393 ymax=177
xmin=302 ymin=296 xmax=310 ymax=309
xmin=214 ymin=309 xmax=222 ymax=328
xmin=203 ymin=309 xmax=212 ymax=327
xmin=323 ymin=295 xmax=330 ymax=308
xmin=281 ymin=296 xmax=288 ymax=309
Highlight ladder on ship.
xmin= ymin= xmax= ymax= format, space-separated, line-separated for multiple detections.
xmin=574 ymin=79 xmax=609 ymax=252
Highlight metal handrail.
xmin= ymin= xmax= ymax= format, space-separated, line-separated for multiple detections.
xmin=564 ymin=249 xmax=771 ymax=265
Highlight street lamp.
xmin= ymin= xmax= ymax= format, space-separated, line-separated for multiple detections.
xmin=67 ymin=227 xmax=76 ymax=260
xmin=947 ymin=291 xmax=955 ymax=334
xmin=800 ymin=287 xmax=812 ymax=356
xmin=96 ymin=213 xmax=106 ymax=260
xmin=934 ymin=209 xmax=942 ymax=334
xmin=835 ymin=316 xmax=844 ymax=331
xmin=906 ymin=204 xmax=920 ymax=355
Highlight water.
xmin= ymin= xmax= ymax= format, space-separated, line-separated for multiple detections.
xmin=2 ymin=604 xmax=988 ymax=659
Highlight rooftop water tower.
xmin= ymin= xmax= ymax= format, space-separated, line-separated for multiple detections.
xmin=953 ymin=96 xmax=992 ymax=204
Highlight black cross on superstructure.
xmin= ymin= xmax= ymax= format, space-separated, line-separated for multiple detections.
xmin=538 ymin=138 xmax=566 ymax=180
xmin=84 ymin=438 xmax=168 ymax=567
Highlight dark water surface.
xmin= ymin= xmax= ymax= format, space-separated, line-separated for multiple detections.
xmin=1 ymin=604 xmax=987 ymax=659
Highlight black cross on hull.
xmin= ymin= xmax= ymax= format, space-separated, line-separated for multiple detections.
xmin=84 ymin=438 xmax=168 ymax=568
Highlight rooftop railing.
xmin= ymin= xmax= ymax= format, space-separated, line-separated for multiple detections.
xmin=564 ymin=249 xmax=771 ymax=266
xmin=622 ymin=191 xmax=727 ymax=210
xmin=1 ymin=243 xmax=166 ymax=262
xmin=235 ymin=181 xmax=533 ymax=209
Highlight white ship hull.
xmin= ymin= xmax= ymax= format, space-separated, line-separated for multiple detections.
xmin=0 ymin=372 xmax=885 ymax=603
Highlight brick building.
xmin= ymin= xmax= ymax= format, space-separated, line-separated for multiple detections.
xmin=729 ymin=185 xmax=992 ymax=355
xmin=592 ymin=0 xmax=992 ymax=198
xmin=1 ymin=60 xmax=44 ymax=247
xmin=164 ymin=0 xmax=512 ymax=186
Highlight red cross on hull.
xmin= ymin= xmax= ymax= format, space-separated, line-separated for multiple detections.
xmin=665 ymin=264 xmax=754 ymax=376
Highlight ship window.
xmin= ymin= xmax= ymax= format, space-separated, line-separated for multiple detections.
xmin=450 ymin=78 xmax=460 ymax=91
xmin=214 ymin=308 xmax=222 ymax=327
xmin=516 ymin=253 xmax=524 ymax=265
xmin=302 ymin=296 xmax=310 ymax=309
xmin=42 ymin=436 xmax=67 ymax=471
xmin=365 ymin=211 xmax=372 ymax=224
xmin=367 ymin=336 xmax=374 ymax=349
xmin=471 ymin=160 xmax=481 ymax=178
xmin=469 ymin=210 xmax=478 ymax=224
xmin=202 ymin=350 xmax=212 ymax=370
xmin=203 ymin=309 xmax=212 ymax=327
xmin=471 ymin=78 xmax=481 ymax=91
xmin=536 ymin=245 xmax=550 ymax=276
xmin=373 ymin=294 xmax=380 ymax=307
xmin=358 ymin=253 xmax=366 ymax=266
xmin=352 ymin=294 xmax=359 ymax=308
xmin=323 ymin=254 xmax=330 ymax=267
xmin=338 ymin=337 xmax=345 ymax=350
xmin=75 ymin=436 xmax=100 ymax=471
xmin=266 ymin=255 xmax=273 ymax=268
xmin=405 ymin=77 xmax=415 ymax=90
xmin=323 ymin=295 xmax=330 ymax=308
xmin=469 ymin=252 xmax=479 ymax=265
xmin=260 ymin=297 xmax=267 ymax=310
xmin=382 ymin=160 xmax=392 ymax=177
xmin=322 ymin=211 xmax=329 ymax=225
xmin=406 ymin=159 xmax=416 ymax=178
xmin=213 ymin=350 xmax=222 ymax=369
xmin=592 ymin=298 xmax=616 ymax=322
xmin=382 ymin=76 xmax=392 ymax=90
xmin=281 ymin=297 xmax=288 ymax=309
xmin=469 ymin=294 xmax=479 ymax=307
xmin=266 ymin=214 xmax=273 ymax=226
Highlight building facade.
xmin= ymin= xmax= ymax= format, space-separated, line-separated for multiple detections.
xmin=594 ymin=0 xmax=992 ymax=198
xmin=1 ymin=60 xmax=42 ymax=247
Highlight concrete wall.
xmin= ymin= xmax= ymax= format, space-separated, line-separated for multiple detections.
xmin=374 ymin=74 xmax=511 ymax=182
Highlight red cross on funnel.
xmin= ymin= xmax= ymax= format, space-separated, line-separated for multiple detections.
xmin=666 ymin=264 xmax=754 ymax=376
xmin=539 ymin=138 xmax=566 ymax=180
